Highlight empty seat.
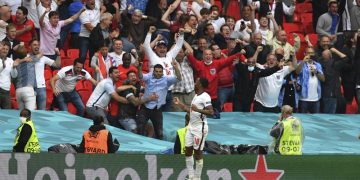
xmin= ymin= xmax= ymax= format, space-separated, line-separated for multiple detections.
xmin=283 ymin=23 xmax=304 ymax=34
xmin=67 ymin=49 xmax=79 ymax=59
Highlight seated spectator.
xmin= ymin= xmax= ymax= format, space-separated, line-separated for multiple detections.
xmin=316 ymin=0 xmax=339 ymax=42
xmin=13 ymin=6 xmax=36 ymax=50
xmin=39 ymin=8 xmax=85 ymax=60
xmin=295 ymin=47 xmax=325 ymax=113
xmin=85 ymin=67 xmax=130 ymax=124
xmin=50 ymin=58 xmax=97 ymax=116
xmin=0 ymin=41 xmax=18 ymax=109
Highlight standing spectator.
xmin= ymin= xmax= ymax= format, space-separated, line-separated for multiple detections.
xmin=2 ymin=0 xmax=21 ymax=16
xmin=244 ymin=32 xmax=271 ymax=65
xmin=109 ymin=39 xmax=136 ymax=66
xmin=144 ymin=26 xmax=185 ymax=111
xmin=0 ymin=42 xmax=18 ymax=109
xmin=136 ymin=62 xmax=182 ymax=139
xmin=13 ymin=109 xmax=41 ymax=153
xmin=91 ymin=42 xmax=114 ymax=81
xmin=68 ymin=0 xmax=84 ymax=49
xmin=14 ymin=45 xmax=36 ymax=110
xmin=347 ymin=0 xmax=360 ymax=30
xmin=50 ymin=58 xmax=97 ymax=116
xmin=316 ymin=0 xmax=340 ymax=42
xmin=253 ymin=50 xmax=296 ymax=113
xmin=234 ymin=5 xmax=259 ymax=36
xmin=78 ymin=116 xmax=119 ymax=153
xmin=315 ymin=35 xmax=332 ymax=58
xmin=29 ymin=39 xmax=60 ymax=110
xmin=126 ymin=0 xmax=149 ymax=14
xmin=0 ymin=5 xmax=11 ymax=40
xmin=121 ymin=8 xmax=157 ymax=48
xmin=248 ymin=0 xmax=296 ymax=28
xmin=115 ymin=52 xmax=138 ymax=86
xmin=268 ymin=30 xmax=300 ymax=60
xmin=117 ymin=69 xmax=158 ymax=133
xmin=85 ymin=67 xmax=130 ymax=124
xmin=193 ymin=37 xmax=209 ymax=60
xmin=185 ymin=46 xmax=244 ymax=118
xmin=319 ymin=48 xmax=349 ymax=114
xmin=78 ymin=0 xmax=102 ymax=62
xmin=13 ymin=6 xmax=36 ymax=50
xmin=295 ymin=47 xmax=325 ymax=113
xmin=213 ymin=24 xmax=231 ymax=49
xmin=2 ymin=24 xmax=20 ymax=58
xmin=255 ymin=10 xmax=280 ymax=45
xmin=354 ymin=30 xmax=360 ymax=113
xmin=171 ymin=48 xmax=195 ymax=112
xmin=39 ymin=8 xmax=85 ymax=60
xmin=233 ymin=47 xmax=281 ymax=112
xmin=312 ymin=0 xmax=329 ymax=31
xmin=89 ymin=12 xmax=118 ymax=63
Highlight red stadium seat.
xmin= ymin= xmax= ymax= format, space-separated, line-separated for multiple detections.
xmin=300 ymin=13 xmax=313 ymax=23
xmin=306 ymin=33 xmax=318 ymax=47
xmin=45 ymin=81 xmax=53 ymax=110
xmin=286 ymin=33 xmax=304 ymax=46
xmin=223 ymin=103 xmax=233 ymax=112
xmin=60 ymin=49 xmax=66 ymax=58
xmin=61 ymin=57 xmax=75 ymax=67
xmin=67 ymin=103 xmax=77 ymax=115
xmin=293 ymin=14 xmax=301 ymax=23
xmin=303 ymin=22 xmax=315 ymax=34
xmin=283 ymin=23 xmax=304 ymax=34
xmin=78 ymin=90 xmax=92 ymax=105
xmin=67 ymin=49 xmax=79 ymax=59
xmin=44 ymin=69 xmax=53 ymax=81
xmin=295 ymin=3 xmax=312 ymax=14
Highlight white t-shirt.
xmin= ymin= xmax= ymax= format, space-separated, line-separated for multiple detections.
xmin=300 ymin=70 xmax=319 ymax=101
xmin=0 ymin=57 xmax=17 ymax=91
xmin=210 ymin=17 xmax=225 ymax=34
xmin=234 ymin=19 xmax=260 ymax=33
xmin=109 ymin=51 xmax=136 ymax=66
xmin=23 ymin=0 xmax=39 ymax=28
xmin=34 ymin=56 xmax=55 ymax=88
xmin=189 ymin=92 xmax=212 ymax=128
xmin=255 ymin=66 xmax=291 ymax=107
xmin=55 ymin=66 xmax=92 ymax=92
xmin=3 ymin=0 xmax=21 ymax=15
xmin=86 ymin=78 xmax=115 ymax=109
xmin=79 ymin=0 xmax=100 ymax=38
xmin=179 ymin=1 xmax=211 ymax=15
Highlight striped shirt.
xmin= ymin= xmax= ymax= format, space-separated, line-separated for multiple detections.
xmin=172 ymin=58 xmax=194 ymax=93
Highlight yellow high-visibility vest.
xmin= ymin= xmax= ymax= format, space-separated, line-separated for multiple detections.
xmin=279 ymin=117 xmax=302 ymax=155
xmin=14 ymin=120 xmax=41 ymax=153
xmin=177 ymin=127 xmax=187 ymax=154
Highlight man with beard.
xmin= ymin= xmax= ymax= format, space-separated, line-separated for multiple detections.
xmin=50 ymin=58 xmax=97 ymax=116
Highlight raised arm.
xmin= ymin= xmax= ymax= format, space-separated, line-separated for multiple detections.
xmin=161 ymin=4 xmax=177 ymax=27
xmin=64 ymin=7 xmax=86 ymax=26
xmin=144 ymin=26 xmax=158 ymax=63
xmin=39 ymin=8 xmax=50 ymax=28
xmin=282 ymin=0 xmax=296 ymax=16
xmin=168 ymin=28 xmax=185 ymax=58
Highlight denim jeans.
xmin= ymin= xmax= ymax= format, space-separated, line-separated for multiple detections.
xmin=35 ymin=87 xmax=46 ymax=110
xmin=217 ymin=86 xmax=233 ymax=110
xmin=57 ymin=90 xmax=85 ymax=116
xmin=161 ymin=91 xmax=173 ymax=112
xmin=78 ymin=36 xmax=90 ymax=61
xmin=322 ymin=97 xmax=337 ymax=114
xmin=299 ymin=100 xmax=320 ymax=113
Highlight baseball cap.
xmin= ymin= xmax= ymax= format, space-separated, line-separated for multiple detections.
xmin=156 ymin=40 xmax=167 ymax=46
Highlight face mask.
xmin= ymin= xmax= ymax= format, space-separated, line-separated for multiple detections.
xmin=248 ymin=66 xmax=255 ymax=71
xmin=20 ymin=117 xmax=27 ymax=124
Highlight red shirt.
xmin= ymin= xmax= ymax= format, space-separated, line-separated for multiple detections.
xmin=217 ymin=50 xmax=246 ymax=87
xmin=13 ymin=16 xmax=35 ymax=50
xmin=188 ymin=53 xmax=243 ymax=99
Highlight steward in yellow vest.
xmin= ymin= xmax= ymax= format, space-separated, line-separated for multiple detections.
xmin=174 ymin=113 xmax=190 ymax=154
xmin=270 ymin=105 xmax=304 ymax=155
xmin=13 ymin=109 xmax=41 ymax=153
xmin=79 ymin=116 xmax=119 ymax=153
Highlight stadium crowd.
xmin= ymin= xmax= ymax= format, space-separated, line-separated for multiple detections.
xmin=1 ymin=0 xmax=360 ymax=139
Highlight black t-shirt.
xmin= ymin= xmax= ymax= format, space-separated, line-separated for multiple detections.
xmin=118 ymin=82 xmax=141 ymax=119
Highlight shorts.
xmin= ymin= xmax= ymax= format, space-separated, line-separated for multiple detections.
xmin=185 ymin=124 xmax=208 ymax=150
